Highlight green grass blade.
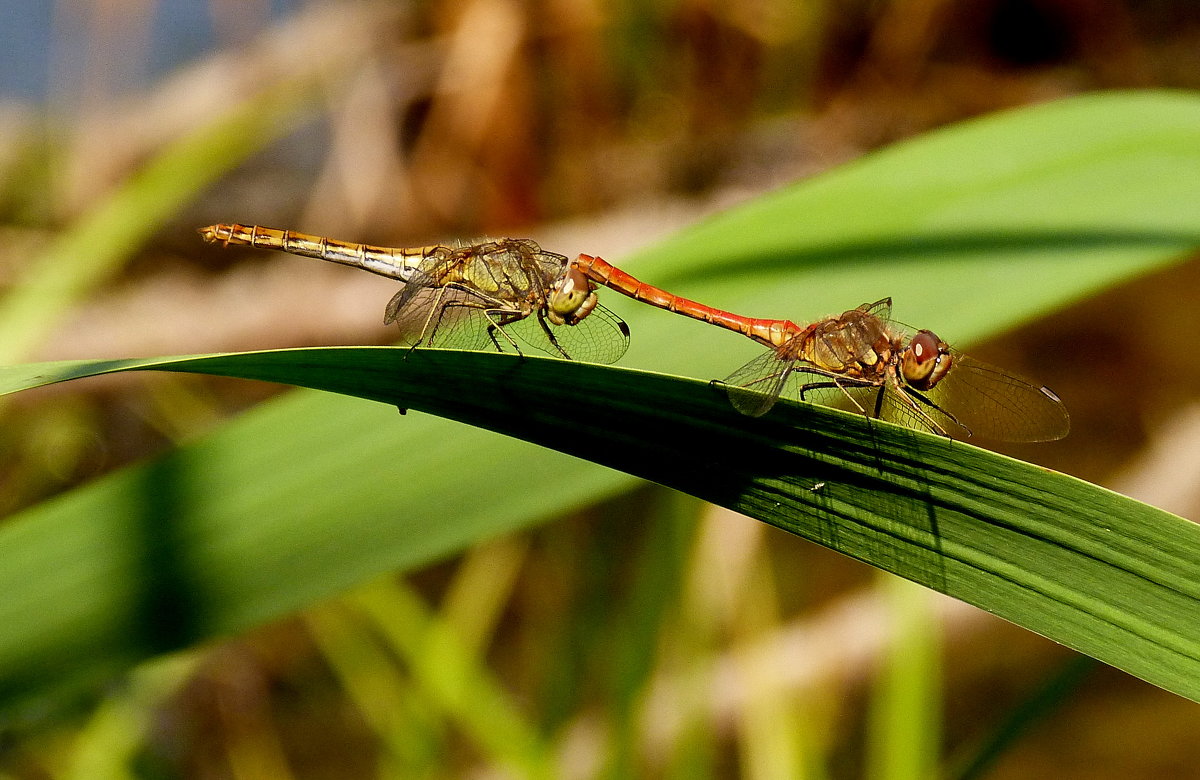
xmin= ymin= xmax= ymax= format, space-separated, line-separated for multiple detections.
xmin=0 ymin=347 xmax=1197 ymax=707
xmin=346 ymin=580 xmax=556 ymax=779
xmin=601 ymin=492 xmax=699 ymax=778
xmin=946 ymin=656 xmax=1096 ymax=780
xmin=866 ymin=576 xmax=941 ymax=780
xmin=305 ymin=601 xmax=444 ymax=777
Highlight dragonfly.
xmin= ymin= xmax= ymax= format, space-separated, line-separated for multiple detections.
xmin=198 ymin=224 xmax=630 ymax=364
xmin=571 ymin=253 xmax=1069 ymax=442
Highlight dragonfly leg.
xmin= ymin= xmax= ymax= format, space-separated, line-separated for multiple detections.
xmin=795 ymin=379 xmax=837 ymax=400
xmin=793 ymin=378 xmax=871 ymax=414
xmin=535 ymin=310 xmax=571 ymax=359
xmin=874 ymin=373 xmax=951 ymax=438
xmin=791 ymin=367 xmax=875 ymax=415
xmin=423 ymin=299 xmax=525 ymax=354
xmin=737 ymin=367 xmax=790 ymax=391
xmin=406 ymin=281 xmax=525 ymax=354
xmin=412 ymin=287 xmax=449 ymax=348
xmin=902 ymin=386 xmax=970 ymax=439
xmin=480 ymin=308 xmax=527 ymax=355
xmin=838 ymin=379 xmax=871 ymax=415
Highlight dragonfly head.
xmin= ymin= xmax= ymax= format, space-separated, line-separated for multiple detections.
xmin=901 ymin=330 xmax=952 ymax=390
xmin=547 ymin=263 xmax=598 ymax=326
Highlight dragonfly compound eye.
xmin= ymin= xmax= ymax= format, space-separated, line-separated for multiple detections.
xmin=902 ymin=329 xmax=952 ymax=390
xmin=548 ymin=266 xmax=597 ymax=325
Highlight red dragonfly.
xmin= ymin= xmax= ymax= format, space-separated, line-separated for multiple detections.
xmin=571 ymin=254 xmax=1069 ymax=442
xmin=199 ymin=224 xmax=629 ymax=364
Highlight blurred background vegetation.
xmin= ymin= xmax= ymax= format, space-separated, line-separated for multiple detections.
xmin=1 ymin=0 xmax=1199 ymax=777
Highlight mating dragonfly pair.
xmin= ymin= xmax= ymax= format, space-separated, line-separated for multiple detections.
xmin=199 ymin=224 xmax=1069 ymax=443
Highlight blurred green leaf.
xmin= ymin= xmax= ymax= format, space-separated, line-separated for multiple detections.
xmin=867 ymin=576 xmax=941 ymax=780
xmin=624 ymin=89 xmax=1200 ymax=359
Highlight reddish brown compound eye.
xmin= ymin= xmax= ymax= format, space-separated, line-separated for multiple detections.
xmin=911 ymin=331 xmax=939 ymax=363
xmin=902 ymin=329 xmax=952 ymax=390
xmin=566 ymin=266 xmax=591 ymax=293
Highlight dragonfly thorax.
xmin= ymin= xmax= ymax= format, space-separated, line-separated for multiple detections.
xmin=798 ymin=308 xmax=896 ymax=382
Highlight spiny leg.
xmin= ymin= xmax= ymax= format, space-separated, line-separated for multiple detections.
xmin=902 ymin=385 xmax=969 ymax=438
xmin=790 ymin=366 xmax=876 ymax=415
xmin=413 ymin=286 xmax=449 ymax=349
xmin=481 ymin=308 xmax=528 ymax=355
xmin=411 ymin=279 xmax=525 ymax=353
xmin=536 ymin=310 xmax=571 ymax=359
xmin=876 ymin=375 xmax=952 ymax=437
xmin=430 ymin=299 xmax=524 ymax=354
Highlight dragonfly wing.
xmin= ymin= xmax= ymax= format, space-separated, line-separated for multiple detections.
xmin=502 ymin=304 xmax=630 ymax=363
xmin=920 ymin=354 xmax=1070 ymax=442
xmin=383 ymin=261 xmax=448 ymax=325
xmin=775 ymin=378 xmax=970 ymax=438
xmin=580 ymin=305 xmax=632 ymax=364
xmin=387 ymin=286 xmax=516 ymax=352
xmin=860 ymin=298 xmax=893 ymax=319
xmin=872 ymin=384 xmax=970 ymax=438
xmin=383 ymin=286 xmax=412 ymax=326
xmin=723 ymin=349 xmax=796 ymax=417
xmin=777 ymin=351 xmax=1069 ymax=442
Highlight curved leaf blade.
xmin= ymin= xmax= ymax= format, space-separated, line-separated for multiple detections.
xmin=1 ymin=348 xmax=1197 ymax=704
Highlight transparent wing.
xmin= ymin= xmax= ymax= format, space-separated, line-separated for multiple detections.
xmin=858 ymin=383 xmax=969 ymax=439
xmin=873 ymin=308 xmax=1068 ymax=442
xmin=764 ymin=370 xmax=917 ymax=433
xmin=383 ymin=285 xmax=630 ymax=362
xmin=383 ymin=250 xmax=458 ymax=318
xmin=722 ymin=344 xmax=973 ymax=437
xmin=859 ymin=297 xmax=893 ymax=319
xmin=503 ymin=304 xmax=630 ymax=364
xmin=767 ymin=359 xmax=1068 ymax=442
xmin=385 ymin=286 xmax=524 ymax=353
xmin=917 ymin=353 xmax=1070 ymax=442
xmin=722 ymin=347 xmax=797 ymax=417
